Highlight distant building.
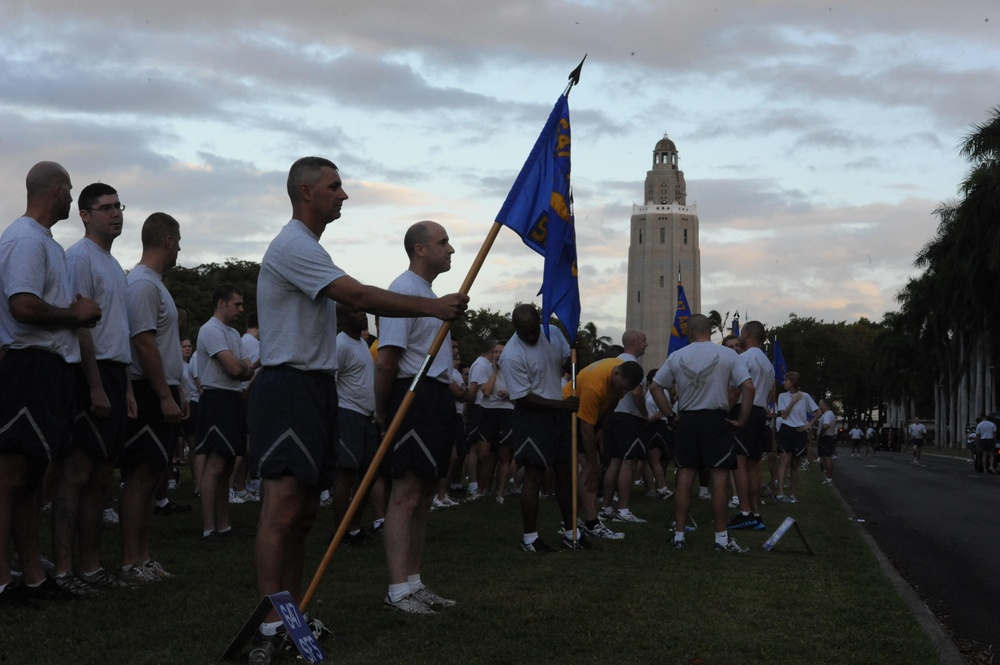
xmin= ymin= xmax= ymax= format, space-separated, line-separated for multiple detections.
xmin=625 ymin=134 xmax=701 ymax=370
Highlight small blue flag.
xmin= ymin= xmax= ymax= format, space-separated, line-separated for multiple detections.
xmin=773 ymin=337 xmax=787 ymax=387
xmin=667 ymin=283 xmax=692 ymax=356
xmin=496 ymin=94 xmax=580 ymax=343
xmin=731 ymin=312 xmax=740 ymax=338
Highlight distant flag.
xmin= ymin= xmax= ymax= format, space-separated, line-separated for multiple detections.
xmin=731 ymin=312 xmax=740 ymax=337
xmin=667 ymin=282 xmax=692 ymax=356
xmin=495 ymin=94 xmax=580 ymax=343
xmin=773 ymin=337 xmax=787 ymax=386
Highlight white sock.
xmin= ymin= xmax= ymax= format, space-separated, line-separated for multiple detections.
xmin=388 ymin=582 xmax=410 ymax=602
xmin=373 ymin=518 xmax=384 ymax=530
xmin=673 ymin=531 xmax=685 ymax=542
xmin=155 ymin=498 xmax=169 ymax=508
xmin=522 ymin=531 xmax=538 ymax=545
xmin=218 ymin=526 xmax=232 ymax=534
xmin=203 ymin=530 xmax=214 ymax=537
xmin=468 ymin=482 xmax=479 ymax=493
xmin=715 ymin=531 xmax=729 ymax=546
xmin=407 ymin=574 xmax=422 ymax=591
xmin=349 ymin=528 xmax=361 ymax=537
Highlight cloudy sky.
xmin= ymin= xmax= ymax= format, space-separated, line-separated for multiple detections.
xmin=3 ymin=1 xmax=997 ymax=342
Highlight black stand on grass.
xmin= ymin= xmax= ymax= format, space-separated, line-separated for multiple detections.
xmin=221 ymin=590 xmax=327 ymax=664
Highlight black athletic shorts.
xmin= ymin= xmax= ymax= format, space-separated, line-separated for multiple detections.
xmin=603 ymin=412 xmax=647 ymax=461
xmin=336 ymin=407 xmax=378 ymax=471
xmin=818 ymin=435 xmax=837 ymax=457
xmin=384 ymin=378 xmax=453 ymax=481
xmin=733 ymin=406 xmax=768 ymax=460
xmin=248 ymin=365 xmax=338 ymax=488
xmin=0 ymin=348 xmax=76 ymax=461
xmin=642 ymin=419 xmax=673 ymax=458
xmin=511 ymin=406 xmax=572 ymax=469
xmin=195 ymin=388 xmax=247 ymax=457
xmin=121 ymin=380 xmax=181 ymax=474
xmin=674 ymin=410 xmax=737 ymax=470
xmin=71 ymin=360 xmax=129 ymax=460
xmin=776 ymin=424 xmax=808 ymax=458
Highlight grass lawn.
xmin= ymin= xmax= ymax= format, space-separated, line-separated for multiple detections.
xmin=1 ymin=461 xmax=943 ymax=665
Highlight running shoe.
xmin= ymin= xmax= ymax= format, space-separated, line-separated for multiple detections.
xmin=656 ymin=488 xmax=675 ymax=500
xmin=78 ymin=567 xmax=130 ymax=588
xmin=23 ymin=577 xmax=79 ymax=601
xmin=154 ymin=500 xmax=191 ymax=515
xmin=383 ymin=593 xmax=436 ymax=614
xmin=53 ymin=572 xmax=99 ymax=597
xmin=672 ymin=538 xmax=687 ymax=549
xmin=228 ymin=488 xmax=247 ymax=505
xmin=612 ymin=510 xmax=647 ymax=523
xmin=143 ymin=559 xmax=174 ymax=580
xmin=102 ymin=508 xmax=119 ymax=525
xmin=411 ymin=585 xmax=456 ymax=608
xmin=728 ymin=496 xmax=740 ymax=508
xmin=0 ymin=582 xmax=37 ymax=609
xmin=519 ymin=537 xmax=555 ymax=553
xmin=786 ymin=495 xmax=799 ymax=504
xmin=561 ymin=533 xmax=594 ymax=550
xmin=583 ymin=521 xmax=625 ymax=540
xmin=714 ymin=538 xmax=750 ymax=554
xmin=727 ymin=513 xmax=757 ymax=530
xmin=119 ymin=563 xmax=159 ymax=585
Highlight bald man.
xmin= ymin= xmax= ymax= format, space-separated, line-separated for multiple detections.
xmin=0 ymin=162 xmax=101 ymax=606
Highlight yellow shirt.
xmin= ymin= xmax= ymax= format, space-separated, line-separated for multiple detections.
xmin=369 ymin=339 xmax=379 ymax=364
xmin=562 ymin=357 xmax=623 ymax=426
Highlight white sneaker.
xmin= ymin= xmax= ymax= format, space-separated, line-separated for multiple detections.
xmin=102 ymin=508 xmax=120 ymax=525
xmin=612 ymin=510 xmax=647 ymax=523
xmin=431 ymin=496 xmax=451 ymax=510
xmin=656 ymin=488 xmax=674 ymax=500
xmin=584 ymin=520 xmax=625 ymax=540
xmin=383 ymin=592 xmax=436 ymax=614
xmin=727 ymin=496 xmax=740 ymax=508
xmin=228 ymin=488 xmax=246 ymax=504
xmin=411 ymin=585 xmax=456 ymax=608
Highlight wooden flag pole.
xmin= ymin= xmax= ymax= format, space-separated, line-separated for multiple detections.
xmin=570 ymin=348 xmax=579 ymax=544
xmin=299 ymin=222 xmax=503 ymax=612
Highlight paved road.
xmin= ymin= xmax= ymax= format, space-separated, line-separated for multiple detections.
xmin=834 ymin=449 xmax=999 ymax=653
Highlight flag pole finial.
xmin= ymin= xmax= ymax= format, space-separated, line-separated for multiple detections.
xmin=564 ymin=55 xmax=587 ymax=96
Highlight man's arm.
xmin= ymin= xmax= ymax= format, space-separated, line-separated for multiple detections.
xmin=513 ymin=393 xmax=579 ymax=412
xmin=213 ymin=349 xmax=254 ymax=382
xmin=132 ymin=331 xmax=182 ymax=422
xmin=77 ymin=327 xmax=110 ymax=418
xmin=322 ymin=275 xmax=467 ymax=321
xmin=649 ymin=382 xmax=674 ymax=420
xmin=726 ymin=380 xmax=754 ymax=429
xmin=374 ymin=345 xmax=402 ymax=430
xmin=628 ymin=384 xmax=648 ymax=418
xmin=10 ymin=292 xmax=101 ymax=329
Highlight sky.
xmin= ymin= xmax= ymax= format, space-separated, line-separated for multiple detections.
xmin=2 ymin=1 xmax=998 ymax=343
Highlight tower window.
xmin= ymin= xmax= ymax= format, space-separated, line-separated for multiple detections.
xmin=659 ymin=275 xmax=664 ymax=287
xmin=638 ymin=228 xmax=643 ymax=244
xmin=683 ymin=229 xmax=688 ymax=244
xmin=659 ymin=227 xmax=665 ymax=243
xmin=637 ymin=291 xmax=641 ymax=303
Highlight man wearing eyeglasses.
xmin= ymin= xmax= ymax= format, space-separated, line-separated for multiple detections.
xmin=48 ymin=184 xmax=137 ymax=594
xmin=0 ymin=162 xmax=102 ymax=607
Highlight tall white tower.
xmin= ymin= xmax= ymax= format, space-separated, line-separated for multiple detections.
xmin=625 ymin=134 xmax=701 ymax=370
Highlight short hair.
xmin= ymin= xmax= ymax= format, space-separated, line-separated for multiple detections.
xmin=212 ymin=284 xmax=242 ymax=309
xmin=687 ymin=313 xmax=711 ymax=337
xmin=287 ymin=157 xmax=338 ymax=203
xmin=403 ymin=221 xmax=432 ymax=259
xmin=785 ymin=371 xmax=800 ymax=389
xmin=247 ymin=312 xmax=258 ymax=329
xmin=140 ymin=212 xmax=179 ymax=249
xmin=512 ymin=303 xmax=539 ymax=325
xmin=616 ymin=360 xmax=644 ymax=388
xmin=25 ymin=161 xmax=69 ymax=199
xmin=78 ymin=183 xmax=118 ymax=212
xmin=481 ymin=337 xmax=498 ymax=354
xmin=722 ymin=334 xmax=739 ymax=347
xmin=743 ymin=320 xmax=765 ymax=343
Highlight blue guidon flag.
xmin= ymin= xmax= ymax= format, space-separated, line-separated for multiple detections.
xmin=772 ymin=337 xmax=787 ymax=386
xmin=495 ymin=94 xmax=580 ymax=344
xmin=667 ymin=283 xmax=692 ymax=356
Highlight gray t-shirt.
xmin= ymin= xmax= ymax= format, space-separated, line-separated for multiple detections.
xmin=336 ymin=331 xmax=375 ymax=416
xmin=777 ymin=390 xmax=819 ymax=428
xmin=378 ymin=270 xmax=452 ymax=383
xmin=126 ymin=264 xmax=183 ymax=385
xmin=740 ymin=346 xmax=774 ymax=408
xmin=468 ymin=356 xmax=494 ymax=407
xmin=0 ymin=216 xmax=80 ymax=362
xmin=196 ymin=315 xmax=244 ymax=391
xmin=499 ymin=326 xmax=570 ymax=402
xmin=257 ymin=220 xmax=345 ymax=373
xmin=653 ymin=341 xmax=749 ymax=412
xmin=66 ymin=237 xmax=131 ymax=364
xmin=613 ymin=352 xmax=646 ymax=416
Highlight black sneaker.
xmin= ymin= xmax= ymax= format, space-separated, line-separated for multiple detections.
xmin=341 ymin=529 xmax=372 ymax=548
xmin=0 ymin=582 xmax=38 ymax=609
xmin=154 ymin=500 xmax=192 ymax=516
xmin=727 ymin=512 xmax=757 ymax=530
xmin=672 ymin=538 xmax=687 ymax=549
xmin=519 ymin=537 xmax=555 ymax=553
xmin=23 ymin=577 xmax=79 ymax=601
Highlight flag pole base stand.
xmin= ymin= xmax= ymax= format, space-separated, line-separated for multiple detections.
xmin=762 ymin=516 xmax=814 ymax=554
xmin=664 ymin=510 xmax=698 ymax=533
xmin=220 ymin=591 xmax=328 ymax=664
